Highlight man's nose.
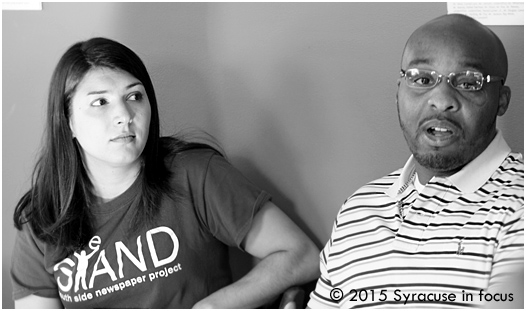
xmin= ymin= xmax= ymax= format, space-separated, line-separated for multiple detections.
xmin=426 ymin=79 xmax=461 ymax=112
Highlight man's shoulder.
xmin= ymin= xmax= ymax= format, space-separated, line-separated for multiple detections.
xmin=500 ymin=152 xmax=524 ymax=172
xmin=493 ymin=152 xmax=524 ymax=187
xmin=489 ymin=152 xmax=524 ymax=210
xmin=357 ymin=167 xmax=403 ymax=192
xmin=365 ymin=168 xmax=404 ymax=187
xmin=342 ymin=168 xmax=403 ymax=206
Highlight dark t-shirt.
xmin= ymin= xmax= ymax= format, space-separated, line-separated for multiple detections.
xmin=11 ymin=149 xmax=271 ymax=308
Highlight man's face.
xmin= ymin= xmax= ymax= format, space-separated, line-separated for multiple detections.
xmin=396 ymin=34 xmax=507 ymax=175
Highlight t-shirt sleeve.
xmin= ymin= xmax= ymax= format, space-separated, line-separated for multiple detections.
xmin=192 ymin=151 xmax=271 ymax=249
xmin=11 ymin=222 xmax=60 ymax=301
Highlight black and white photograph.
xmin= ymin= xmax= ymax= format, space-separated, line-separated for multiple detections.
xmin=2 ymin=2 xmax=524 ymax=309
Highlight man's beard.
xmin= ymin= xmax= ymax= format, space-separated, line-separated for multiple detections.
xmin=412 ymin=152 xmax=466 ymax=173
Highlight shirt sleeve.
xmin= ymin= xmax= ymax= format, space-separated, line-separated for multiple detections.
xmin=307 ymin=204 xmax=345 ymax=309
xmin=307 ymin=240 xmax=340 ymax=309
xmin=11 ymin=222 xmax=60 ymax=301
xmin=194 ymin=151 xmax=271 ymax=249
xmin=487 ymin=205 xmax=524 ymax=301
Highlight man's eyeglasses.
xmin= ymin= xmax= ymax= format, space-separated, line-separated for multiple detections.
xmin=400 ymin=68 xmax=504 ymax=92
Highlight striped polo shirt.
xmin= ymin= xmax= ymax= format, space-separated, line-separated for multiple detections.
xmin=308 ymin=131 xmax=524 ymax=308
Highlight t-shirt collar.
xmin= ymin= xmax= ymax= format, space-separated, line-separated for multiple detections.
xmin=386 ymin=130 xmax=511 ymax=197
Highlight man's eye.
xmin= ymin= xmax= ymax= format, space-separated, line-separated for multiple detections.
xmin=413 ymin=77 xmax=432 ymax=85
xmin=91 ymin=98 xmax=108 ymax=106
xmin=456 ymin=82 xmax=478 ymax=90
xmin=454 ymin=77 xmax=480 ymax=90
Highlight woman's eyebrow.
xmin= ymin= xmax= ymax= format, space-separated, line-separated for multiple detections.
xmin=86 ymin=82 xmax=143 ymax=95
xmin=126 ymin=82 xmax=143 ymax=89
xmin=86 ymin=90 xmax=108 ymax=96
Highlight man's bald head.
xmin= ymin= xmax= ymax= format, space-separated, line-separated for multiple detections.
xmin=401 ymin=14 xmax=508 ymax=80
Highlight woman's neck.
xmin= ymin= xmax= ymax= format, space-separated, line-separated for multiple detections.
xmin=86 ymin=161 xmax=142 ymax=203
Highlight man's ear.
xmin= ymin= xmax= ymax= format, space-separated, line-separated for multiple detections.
xmin=497 ymin=85 xmax=511 ymax=116
xmin=395 ymin=79 xmax=402 ymax=105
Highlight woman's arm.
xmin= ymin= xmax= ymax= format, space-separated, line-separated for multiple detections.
xmin=193 ymin=201 xmax=320 ymax=308
xmin=15 ymin=295 xmax=63 ymax=309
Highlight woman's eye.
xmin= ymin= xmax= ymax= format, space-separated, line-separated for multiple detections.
xmin=91 ymin=98 xmax=108 ymax=106
xmin=128 ymin=93 xmax=143 ymax=101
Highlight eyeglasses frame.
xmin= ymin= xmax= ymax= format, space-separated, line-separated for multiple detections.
xmin=399 ymin=68 xmax=504 ymax=92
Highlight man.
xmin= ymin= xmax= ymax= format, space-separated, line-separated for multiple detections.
xmin=308 ymin=14 xmax=523 ymax=308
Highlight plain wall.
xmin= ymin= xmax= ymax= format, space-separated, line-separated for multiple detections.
xmin=2 ymin=3 xmax=523 ymax=308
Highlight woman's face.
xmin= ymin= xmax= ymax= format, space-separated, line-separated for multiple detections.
xmin=69 ymin=67 xmax=151 ymax=172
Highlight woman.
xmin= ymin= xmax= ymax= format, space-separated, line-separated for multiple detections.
xmin=11 ymin=37 xmax=319 ymax=308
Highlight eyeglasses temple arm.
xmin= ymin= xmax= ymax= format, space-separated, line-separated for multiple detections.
xmin=487 ymin=75 xmax=505 ymax=85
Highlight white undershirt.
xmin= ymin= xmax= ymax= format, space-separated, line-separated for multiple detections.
xmin=414 ymin=172 xmax=425 ymax=193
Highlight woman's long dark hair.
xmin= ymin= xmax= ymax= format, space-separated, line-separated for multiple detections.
xmin=13 ymin=37 xmax=209 ymax=258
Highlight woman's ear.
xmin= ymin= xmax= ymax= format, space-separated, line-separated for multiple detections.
xmin=69 ymin=119 xmax=76 ymax=138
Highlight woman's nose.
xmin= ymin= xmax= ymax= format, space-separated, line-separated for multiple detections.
xmin=113 ymin=100 xmax=133 ymax=126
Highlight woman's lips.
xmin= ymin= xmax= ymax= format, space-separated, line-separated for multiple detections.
xmin=110 ymin=133 xmax=136 ymax=142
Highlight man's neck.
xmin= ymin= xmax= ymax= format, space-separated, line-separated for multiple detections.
xmin=414 ymin=161 xmax=461 ymax=185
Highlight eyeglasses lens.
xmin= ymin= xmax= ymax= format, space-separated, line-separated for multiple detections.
xmin=406 ymin=70 xmax=437 ymax=88
xmin=450 ymin=72 xmax=483 ymax=91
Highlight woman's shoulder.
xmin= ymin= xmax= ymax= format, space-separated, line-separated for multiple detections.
xmin=175 ymin=148 xmax=221 ymax=166
xmin=161 ymin=138 xmax=223 ymax=174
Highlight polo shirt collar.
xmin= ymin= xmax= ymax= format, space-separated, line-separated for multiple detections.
xmin=448 ymin=130 xmax=510 ymax=193
xmin=386 ymin=130 xmax=511 ymax=198
xmin=386 ymin=157 xmax=417 ymax=199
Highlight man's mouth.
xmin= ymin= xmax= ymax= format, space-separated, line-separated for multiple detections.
xmin=419 ymin=117 xmax=462 ymax=148
xmin=427 ymin=126 xmax=453 ymax=136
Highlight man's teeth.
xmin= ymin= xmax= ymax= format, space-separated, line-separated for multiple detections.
xmin=427 ymin=127 xmax=452 ymax=134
